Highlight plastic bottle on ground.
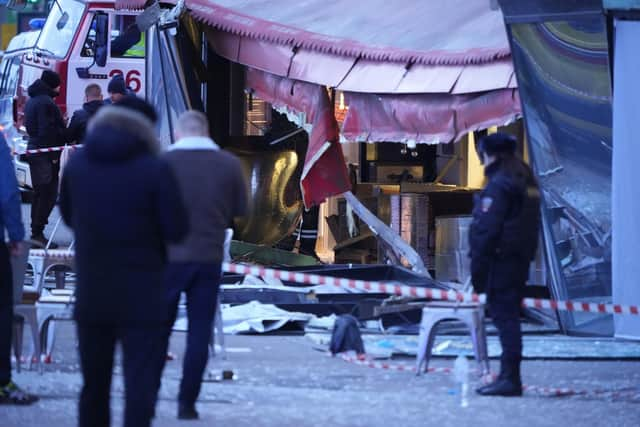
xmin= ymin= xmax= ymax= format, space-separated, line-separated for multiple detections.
xmin=454 ymin=354 xmax=470 ymax=408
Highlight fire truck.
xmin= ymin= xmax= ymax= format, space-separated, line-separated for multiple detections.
xmin=6 ymin=0 xmax=149 ymax=188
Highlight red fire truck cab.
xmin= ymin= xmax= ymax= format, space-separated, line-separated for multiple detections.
xmin=13 ymin=0 xmax=145 ymax=188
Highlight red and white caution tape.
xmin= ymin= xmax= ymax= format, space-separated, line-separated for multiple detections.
xmin=13 ymin=144 xmax=82 ymax=156
xmin=339 ymin=354 xmax=450 ymax=374
xmin=31 ymin=255 xmax=637 ymax=316
xmin=523 ymin=297 xmax=639 ymax=316
xmin=222 ymin=262 xmax=640 ymax=317
xmin=339 ymin=354 xmax=640 ymax=401
xmin=222 ymin=262 xmax=485 ymax=303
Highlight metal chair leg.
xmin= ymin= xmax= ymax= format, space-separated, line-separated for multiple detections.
xmin=45 ymin=217 xmax=62 ymax=250
xmin=209 ymin=296 xmax=226 ymax=360
xmin=12 ymin=318 xmax=23 ymax=373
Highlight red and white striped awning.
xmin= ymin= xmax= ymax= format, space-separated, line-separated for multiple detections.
xmin=192 ymin=0 xmax=521 ymax=146
xmin=115 ymin=0 xmax=150 ymax=10
xmin=121 ymin=0 xmax=521 ymax=205
xmin=189 ymin=0 xmax=517 ymax=95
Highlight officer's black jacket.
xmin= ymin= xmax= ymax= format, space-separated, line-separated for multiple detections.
xmin=24 ymin=79 xmax=69 ymax=186
xmin=24 ymin=79 xmax=67 ymax=150
xmin=469 ymin=158 xmax=540 ymax=293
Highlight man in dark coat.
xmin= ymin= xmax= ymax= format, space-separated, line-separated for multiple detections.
xmin=0 ymin=135 xmax=38 ymax=405
xmin=24 ymin=69 xmax=67 ymax=247
xmin=59 ymin=97 xmax=188 ymax=427
xmin=160 ymin=110 xmax=248 ymax=419
xmin=66 ymin=83 xmax=104 ymax=144
xmin=469 ymin=132 xmax=540 ymax=397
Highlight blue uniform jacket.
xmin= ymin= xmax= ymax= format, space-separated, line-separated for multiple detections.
xmin=0 ymin=135 xmax=24 ymax=242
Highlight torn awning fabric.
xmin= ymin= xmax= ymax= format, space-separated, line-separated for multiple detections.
xmin=187 ymin=0 xmax=517 ymax=93
xmin=342 ymin=89 xmax=522 ymax=145
xmin=186 ymin=0 xmax=510 ymax=66
xmin=115 ymin=0 xmax=149 ymax=10
xmin=134 ymin=0 xmax=522 ymax=203
xmin=246 ymin=68 xmax=351 ymax=208
xmin=187 ymin=0 xmax=521 ymax=203
xmin=190 ymin=0 xmax=521 ymax=142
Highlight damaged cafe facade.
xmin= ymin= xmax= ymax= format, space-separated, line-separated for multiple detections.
xmin=118 ymin=0 xmax=637 ymax=339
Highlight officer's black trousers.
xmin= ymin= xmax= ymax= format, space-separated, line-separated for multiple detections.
xmin=0 ymin=244 xmax=13 ymax=386
xmin=30 ymin=181 xmax=58 ymax=237
xmin=487 ymin=287 xmax=523 ymax=380
xmin=77 ymin=323 xmax=165 ymax=427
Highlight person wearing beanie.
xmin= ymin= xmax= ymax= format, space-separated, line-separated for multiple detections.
xmin=40 ymin=70 xmax=61 ymax=91
xmin=469 ymin=132 xmax=541 ymax=397
xmin=23 ymin=69 xmax=68 ymax=247
xmin=106 ymin=74 xmax=130 ymax=104
xmin=59 ymin=98 xmax=188 ymax=427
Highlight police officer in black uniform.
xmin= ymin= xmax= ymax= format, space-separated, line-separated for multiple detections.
xmin=469 ymin=132 xmax=540 ymax=396
xmin=24 ymin=70 xmax=67 ymax=247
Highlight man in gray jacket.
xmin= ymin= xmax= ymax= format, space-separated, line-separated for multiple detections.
xmin=161 ymin=110 xmax=248 ymax=419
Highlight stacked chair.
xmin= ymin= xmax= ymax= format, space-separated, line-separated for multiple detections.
xmin=12 ymin=217 xmax=75 ymax=373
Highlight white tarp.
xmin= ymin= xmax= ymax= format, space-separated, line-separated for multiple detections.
xmin=221 ymin=301 xmax=314 ymax=334
xmin=612 ymin=19 xmax=640 ymax=340
xmin=174 ymin=300 xmax=315 ymax=334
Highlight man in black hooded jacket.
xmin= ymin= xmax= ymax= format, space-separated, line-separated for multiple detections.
xmin=60 ymin=97 xmax=188 ymax=427
xmin=469 ymin=132 xmax=540 ymax=397
xmin=24 ymin=69 xmax=67 ymax=247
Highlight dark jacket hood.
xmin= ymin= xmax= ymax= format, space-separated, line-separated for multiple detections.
xmin=83 ymin=100 xmax=104 ymax=116
xmin=27 ymin=79 xmax=57 ymax=98
xmin=85 ymin=106 xmax=159 ymax=162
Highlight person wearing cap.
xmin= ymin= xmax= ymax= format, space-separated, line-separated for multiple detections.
xmin=24 ymin=69 xmax=68 ymax=247
xmin=469 ymin=132 xmax=540 ymax=397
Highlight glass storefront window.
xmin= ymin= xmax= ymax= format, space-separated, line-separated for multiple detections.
xmin=508 ymin=17 xmax=613 ymax=335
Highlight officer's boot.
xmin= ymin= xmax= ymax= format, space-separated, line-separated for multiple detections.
xmin=476 ymin=356 xmax=522 ymax=396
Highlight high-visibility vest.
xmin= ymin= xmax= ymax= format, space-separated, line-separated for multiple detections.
xmin=124 ymin=32 xmax=145 ymax=57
